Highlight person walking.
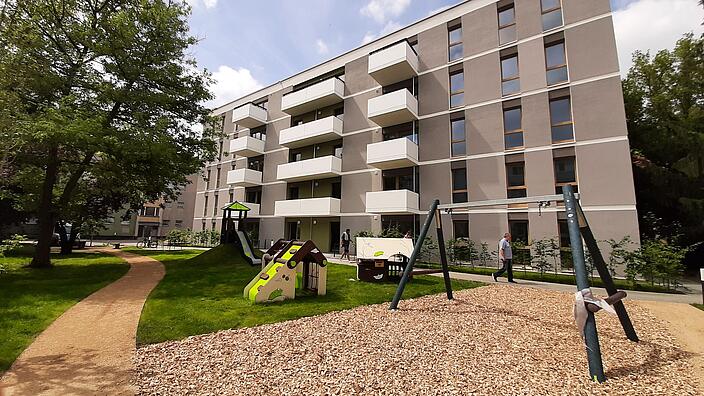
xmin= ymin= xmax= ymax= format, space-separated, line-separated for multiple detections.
xmin=340 ymin=228 xmax=351 ymax=261
xmin=493 ymin=232 xmax=516 ymax=283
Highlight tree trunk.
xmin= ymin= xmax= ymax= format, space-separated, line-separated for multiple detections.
xmin=30 ymin=147 xmax=59 ymax=268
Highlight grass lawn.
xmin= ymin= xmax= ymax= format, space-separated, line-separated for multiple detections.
xmin=417 ymin=263 xmax=681 ymax=294
xmin=132 ymin=245 xmax=483 ymax=345
xmin=693 ymin=304 xmax=704 ymax=312
xmin=0 ymin=246 xmax=129 ymax=372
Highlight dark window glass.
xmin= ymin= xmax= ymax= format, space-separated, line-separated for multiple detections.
xmin=551 ymin=124 xmax=574 ymax=141
xmin=509 ymin=220 xmax=529 ymax=244
xmin=554 ymin=157 xmax=576 ymax=184
xmin=383 ymin=176 xmax=396 ymax=191
xmin=550 ymin=97 xmax=573 ymax=142
xmin=504 ymin=133 xmax=524 ymax=149
xmin=507 ymin=189 xmax=528 ymax=199
xmin=506 ymin=163 xmax=525 ymax=187
xmin=451 ymin=118 xmax=466 ymax=156
xmin=453 ymin=220 xmax=469 ymax=238
xmin=288 ymin=186 xmax=299 ymax=200
xmin=332 ymin=182 xmax=341 ymax=199
xmin=452 ymin=168 xmax=467 ymax=190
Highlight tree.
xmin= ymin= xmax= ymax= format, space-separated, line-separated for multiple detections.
xmin=622 ymin=33 xmax=704 ymax=248
xmin=0 ymin=0 xmax=218 ymax=267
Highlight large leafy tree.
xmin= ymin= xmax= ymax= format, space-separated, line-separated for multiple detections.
xmin=622 ymin=33 xmax=704 ymax=246
xmin=0 ymin=0 xmax=219 ymax=267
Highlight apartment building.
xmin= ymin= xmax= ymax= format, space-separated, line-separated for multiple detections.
xmin=194 ymin=0 xmax=639 ymax=255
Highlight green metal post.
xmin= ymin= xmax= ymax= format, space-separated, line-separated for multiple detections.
xmin=564 ymin=185 xmax=606 ymax=383
xmin=389 ymin=199 xmax=438 ymax=310
xmin=435 ymin=208 xmax=453 ymax=300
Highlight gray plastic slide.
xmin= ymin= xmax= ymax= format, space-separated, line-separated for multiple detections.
xmin=237 ymin=230 xmax=261 ymax=266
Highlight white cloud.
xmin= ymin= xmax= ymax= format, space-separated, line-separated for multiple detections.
xmin=186 ymin=0 xmax=217 ymax=9
xmin=316 ymin=39 xmax=329 ymax=55
xmin=362 ymin=21 xmax=402 ymax=44
xmin=208 ymin=65 xmax=263 ymax=108
xmin=613 ymin=0 xmax=704 ymax=75
xmin=360 ymin=0 xmax=411 ymax=24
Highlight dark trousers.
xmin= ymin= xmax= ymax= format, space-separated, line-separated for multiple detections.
xmin=494 ymin=259 xmax=513 ymax=281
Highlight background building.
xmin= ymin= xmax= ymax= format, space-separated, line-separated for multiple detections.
xmin=195 ymin=0 xmax=639 ymax=256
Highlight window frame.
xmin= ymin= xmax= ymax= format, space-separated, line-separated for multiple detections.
xmin=449 ymin=68 xmax=465 ymax=108
xmin=448 ymin=25 xmax=463 ymax=62
xmin=502 ymin=105 xmax=524 ymax=150
xmin=540 ymin=0 xmax=564 ymax=31
xmin=500 ymin=53 xmax=520 ymax=96
xmin=506 ymin=162 xmax=527 ymax=206
xmin=549 ymin=96 xmax=574 ymax=143
xmin=450 ymin=117 xmax=466 ymax=157
xmin=553 ymin=156 xmax=578 ymax=194
xmin=497 ymin=4 xmax=517 ymax=45
xmin=545 ymin=40 xmax=568 ymax=85
xmin=451 ymin=167 xmax=468 ymax=203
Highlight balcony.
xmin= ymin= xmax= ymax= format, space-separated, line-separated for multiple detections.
xmin=274 ymin=197 xmax=341 ymax=217
xmin=367 ymin=89 xmax=418 ymax=127
xmin=229 ymin=136 xmax=265 ymax=157
xmin=232 ymin=103 xmax=267 ymax=129
xmin=227 ymin=168 xmax=263 ymax=187
xmin=241 ymin=202 xmax=261 ymax=217
xmin=366 ymin=137 xmax=418 ymax=170
xmin=279 ymin=116 xmax=343 ymax=149
xmin=366 ymin=190 xmax=419 ymax=214
xmin=281 ymin=77 xmax=345 ymax=116
xmin=368 ymin=41 xmax=419 ymax=86
xmin=276 ymin=155 xmax=342 ymax=182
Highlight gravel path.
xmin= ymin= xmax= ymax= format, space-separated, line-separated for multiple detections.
xmin=135 ymin=285 xmax=699 ymax=395
xmin=0 ymin=249 xmax=164 ymax=395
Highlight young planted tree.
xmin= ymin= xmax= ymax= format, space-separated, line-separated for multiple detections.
xmin=0 ymin=0 xmax=218 ymax=267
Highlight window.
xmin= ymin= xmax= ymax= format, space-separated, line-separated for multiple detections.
xmin=288 ymin=186 xmax=300 ymax=200
xmin=229 ymin=190 xmax=234 ymax=203
xmin=175 ymin=220 xmax=183 ymax=228
xmin=250 ymin=125 xmax=266 ymax=141
xmin=451 ymin=117 xmax=466 ymax=157
xmin=211 ymin=221 xmax=216 ymax=231
xmin=140 ymin=207 xmax=159 ymax=217
xmin=449 ymin=69 xmax=464 ymax=108
xmin=213 ymin=194 xmax=219 ymax=216
xmin=503 ymin=105 xmax=523 ymax=149
xmin=506 ymin=162 xmax=527 ymax=199
xmin=291 ymin=152 xmax=303 ymax=162
xmin=382 ymin=167 xmax=418 ymax=192
xmin=508 ymin=220 xmax=529 ymax=244
xmin=383 ymin=122 xmax=418 ymax=143
xmin=177 ymin=201 xmax=185 ymax=208
xmin=498 ymin=4 xmax=517 ymax=45
xmin=231 ymin=162 xmax=236 ymax=170
xmin=248 ymin=156 xmax=264 ymax=172
xmin=215 ymin=167 xmax=221 ymax=189
xmin=501 ymin=53 xmax=520 ymax=96
xmin=558 ymin=219 xmax=570 ymax=248
xmin=162 ymin=220 xmax=170 ymax=227
xmin=203 ymin=195 xmax=208 ymax=216
xmin=554 ymin=156 xmax=577 ymax=194
xmin=549 ymin=96 xmax=574 ymax=142
xmin=448 ymin=24 xmax=463 ymax=62
xmin=541 ymin=0 xmax=563 ymax=31
xmin=218 ymin=140 xmax=224 ymax=161
xmin=246 ymin=187 xmax=262 ymax=204
xmin=332 ymin=182 xmax=342 ymax=199
xmin=451 ymin=167 xmax=468 ymax=203
xmin=334 ymin=144 xmax=343 ymax=158
xmin=205 ymin=169 xmax=211 ymax=189
xmin=453 ymin=220 xmax=469 ymax=239
xmin=545 ymin=41 xmax=568 ymax=85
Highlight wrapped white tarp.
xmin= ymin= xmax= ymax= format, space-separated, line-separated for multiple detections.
xmin=573 ymin=288 xmax=617 ymax=340
xmin=355 ymin=237 xmax=413 ymax=260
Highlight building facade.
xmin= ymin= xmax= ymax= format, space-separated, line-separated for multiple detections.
xmin=194 ymin=0 xmax=639 ymax=255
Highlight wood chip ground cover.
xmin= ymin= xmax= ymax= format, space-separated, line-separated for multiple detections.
xmin=135 ymin=285 xmax=699 ymax=395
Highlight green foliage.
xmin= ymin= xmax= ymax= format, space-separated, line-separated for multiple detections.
xmin=622 ymin=33 xmax=704 ymax=248
xmin=132 ymin=246 xmax=481 ymax=345
xmin=418 ymin=236 xmax=438 ymax=263
xmin=478 ymin=242 xmax=496 ymax=267
xmin=0 ymin=234 xmax=26 ymax=274
xmin=165 ymin=228 xmax=192 ymax=246
xmin=378 ymin=225 xmax=404 ymax=238
xmin=510 ymin=240 xmax=530 ymax=269
xmin=625 ymin=239 xmax=687 ymax=290
xmin=531 ymin=238 xmax=553 ymax=277
xmin=0 ymin=0 xmax=219 ymax=266
xmin=446 ymin=238 xmax=475 ymax=265
xmin=605 ymin=236 xmax=635 ymax=277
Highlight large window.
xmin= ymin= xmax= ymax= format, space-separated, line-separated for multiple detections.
xmin=541 ymin=0 xmax=563 ymax=31
xmin=451 ymin=117 xmax=466 ymax=157
xmin=506 ymin=162 xmax=527 ymax=199
xmin=205 ymin=169 xmax=211 ymax=189
xmin=448 ymin=24 xmax=463 ymax=61
xmin=140 ymin=207 xmax=160 ymax=217
xmin=545 ymin=40 xmax=568 ymax=85
xmin=508 ymin=220 xmax=529 ymax=244
xmin=245 ymin=187 xmax=262 ymax=204
xmin=501 ymin=53 xmax=520 ymax=96
xmin=203 ymin=195 xmax=208 ymax=216
xmin=383 ymin=122 xmax=418 ymax=143
xmin=453 ymin=220 xmax=469 ymax=239
xmin=248 ymin=155 xmax=264 ymax=172
xmin=554 ymin=156 xmax=577 ymax=194
xmin=549 ymin=96 xmax=574 ymax=142
xmin=382 ymin=167 xmax=418 ymax=192
xmin=503 ymin=105 xmax=523 ymax=149
xmin=452 ymin=167 xmax=468 ymax=203
xmin=449 ymin=69 xmax=464 ymax=108
xmin=213 ymin=194 xmax=219 ymax=216
xmin=250 ymin=125 xmax=266 ymax=141
xmin=498 ymin=4 xmax=517 ymax=45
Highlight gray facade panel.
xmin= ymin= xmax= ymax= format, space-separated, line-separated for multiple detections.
xmin=466 ymin=103 xmax=504 ymax=155
xmin=462 ymin=3 xmax=499 ymax=57
xmin=418 ymin=24 xmax=447 ymax=71
xmin=419 ymin=114 xmax=450 ymax=161
xmin=564 ymin=16 xmax=620 ymax=80
xmin=572 ymin=76 xmax=628 ymax=141
xmin=563 ymin=0 xmax=612 ymax=26
xmin=345 ymin=56 xmax=377 ymax=95
xmin=464 ymin=53 xmax=502 ymax=106
xmin=418 ymin=68 xmax=450 ymax=115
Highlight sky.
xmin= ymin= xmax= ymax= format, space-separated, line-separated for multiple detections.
xmin=184 ymin=0 xmax=704 ymax=108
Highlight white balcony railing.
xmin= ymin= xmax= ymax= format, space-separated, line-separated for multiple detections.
xmin=368 ymin=41 xmax=419 ymax=86
xmin=229 ymin=136 xmax=265 ymax=157
xmin=281 ymin=77 xmax=345 ymax=116
xmin=367 ymin=89 xmax=418 ymax=127
xmin=279 ymin=116 xmax=343 ymax=148
xmin=241 ymin=202 xmax=260 ymax=217
xmin=232 ymin=103 xmax=267 ymax=129
xmin=226 ymin=168 xmax=263 ymax=187
xmin=365 ymin=190 xmax=419 ymax=214
xmin=366 ymin=137 xmax=418 ymax=170
xmin=276 ymin=155 xmax=342 ymax=182
xmin=274 ymin=197 xmax=341 ymax=217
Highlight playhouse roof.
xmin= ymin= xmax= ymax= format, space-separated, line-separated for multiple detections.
xmin=222 ymin=201 xmax=250 ymax=212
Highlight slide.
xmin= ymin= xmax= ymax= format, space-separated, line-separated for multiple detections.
xmin=243 ymin=260 xmax=295 ymax=303
xmin=237 ymin=230 xmax=261 ymax=266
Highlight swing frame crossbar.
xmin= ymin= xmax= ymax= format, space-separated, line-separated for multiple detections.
xmin=388 ymin=186 xmax=638 ymax=383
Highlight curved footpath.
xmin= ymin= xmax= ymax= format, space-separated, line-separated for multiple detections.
xmin=0 ymin=249 xmax=164 ymax=396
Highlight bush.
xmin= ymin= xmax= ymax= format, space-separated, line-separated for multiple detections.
xmin=626 ymin=239 xmax=686 ymax=290
xmin=166 ymin=228 xmax=192 ymax=246
xmin=531 ymin=238 xmax=553 ymax=277
xmin=0 ymin=234 xmax=26 ymax=274
xmin=605 ymin=236 xmax=634 ymax=277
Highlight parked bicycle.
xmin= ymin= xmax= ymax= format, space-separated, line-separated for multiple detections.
xmin=136 ymin=237 xmax=159 ymax=249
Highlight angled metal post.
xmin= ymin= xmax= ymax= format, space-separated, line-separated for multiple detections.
xmin=564 ymin=185 xmax=606 ymax=383
xmin=389 ymin=199 xmax=438 ymax=310
xmin=435 ymin=208 xmax=453 ymax=301
xmin=574 ymin=202 xmax=639 ymax=342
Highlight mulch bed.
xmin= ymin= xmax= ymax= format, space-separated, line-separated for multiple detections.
xmin=135 ymin=285 xmax=698 ymax=395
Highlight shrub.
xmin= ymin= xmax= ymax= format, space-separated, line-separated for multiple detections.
xmin=626 ymin=239 xmax=686 ymax=290
xmin=531 ymin=238 xmax=553 ymax=277
xmin=605 ymin=236 xmax=634 ymax=277
xmin=0 ymin=235 xmax=26 ymax=274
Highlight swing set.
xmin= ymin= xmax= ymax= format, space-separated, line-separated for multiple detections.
xmin=389 ymin=185 xmax=638 ymax=383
